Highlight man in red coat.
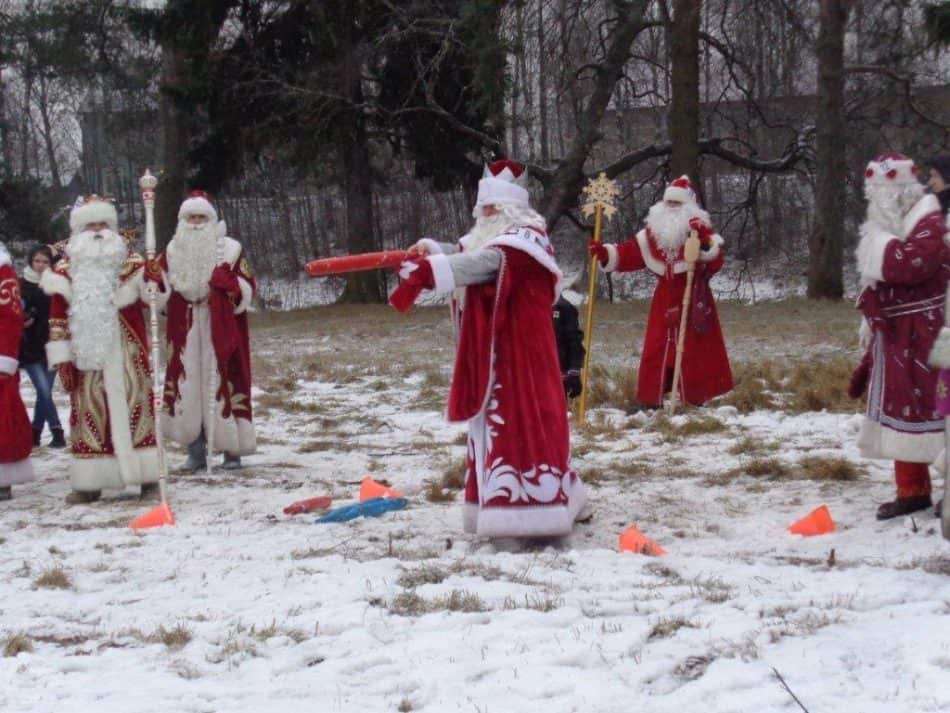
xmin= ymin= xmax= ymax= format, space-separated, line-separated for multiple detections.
xmin=392 ymin=161 xmax=586 ymax=538
xmin=156 ymin=192 xmax=256 ymax=471
xmin=590 ymin=176 xmax=733 ymax=408
xmin=851 ymin=152 xmax=949 ymax=520
xmin=0 ymin=241 xmax=35 ymax=500
xmin=40 ymin=197 xmax=160 ymax=503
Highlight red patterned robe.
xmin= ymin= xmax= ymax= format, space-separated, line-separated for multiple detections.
xmin=428 ymin=227 xmax=586 ymax=538
xmin=854 ymin=193 xmax=950 ymax=469
xmin=603 ymin=227 xmax=733 ymax=406
xmin=156 ymin=237 xmax=256 ymax=455
xmin=41 ymin=255 xmax=158 ymax=491
xmin=0 ymin=255 xmax=34 ymax=488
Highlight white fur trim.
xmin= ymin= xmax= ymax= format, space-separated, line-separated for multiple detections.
xmin=70 ymin=448 xmax=158 ymax=492
xmin=475 ymin=176 xmax=530 ymax=209
xmin=634 ymin=230 xmax=681 ymax=276
xmin=419 ymin=238 xmax=443 ymax=255
xmin=0 ymin=458 xmax=34 ymax=487
xmin=483 ymin=227 xmax=562 ymax=282
xmin=855 ymin=221 xmax=896 ymax=284
xmin=929 ymin=327 xmax=950 ymax=368
xmin=114 ymin=265 xmax=146 ymax=309
xmin=46 ymin=339 xmax=71 ymax=367
xmin=0 ymin=242 xmax=10 ymax=268
xmin=40 ymin=268 xmax=72 ymax=302
xmin=69 ymin=201 xmax=118 ymax=234
xmin=429 ymin=253 xmax=456 ymax=293
xmin=663 ymin=185 xmax=694 ymax=204
xmin=235 ymin=275 xmax=253 ymax=314
xmin=698 ymin=233 xmax=724 ymax=262
xmin=464 ymin=477 xmax=587 ymax=538
xmin=865 ymin=156 xmax=918 ymax=186
xmin=602 ymin=243 xmax=619 ymax=272
xmin=857 ymin=420 xmax=943 ymax=464
xmin=178 ymin=196 xmax=218 ymax=223
xmin=102 ymin=324 xmax=138 ymax=485
xmin=0 ymin=355 xmax=17 ymax=374
xmin=901 ymin=194 xmax=941 ymax=237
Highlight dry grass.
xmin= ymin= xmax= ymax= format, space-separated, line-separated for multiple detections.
xmin=648 ymin=413 xmax=728 ymax=442
xmin=439 ymin=459 xmax=466 ymax=491
xmin=33 ymin=567 xmax=71 ymax=590
xmin=422 ymin=478 xmax=455 ymax=502
xmin=389 ymin=589 xmax=487 ymax=616
xmin=501 ymin=592 xmax=564 ymax=612
xmin=727 ymin=434 xmax=780 ymax=456
xmin=3 ymin=634 xmax=33 ymax=657
xmin=716 ymin=357 xmax=858 ymax=415
xmin=648 ymin=617 xmax=699 ymax=640
xmin=150 ymin=624 xmax=193 ymax=651
xmin=797 ymin=455 xmax=864 ymax=481
xmin=397 ymin=564 xmax=449 ymax=588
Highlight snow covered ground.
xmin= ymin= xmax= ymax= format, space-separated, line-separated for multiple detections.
xmin=2 ymin=300 xmax=949 ymax=713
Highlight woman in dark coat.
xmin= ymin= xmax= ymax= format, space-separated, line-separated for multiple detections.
xmin=19 ymin=244 xmax=65 ymax=448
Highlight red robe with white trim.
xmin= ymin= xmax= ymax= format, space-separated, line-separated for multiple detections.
xmin=41 ymin=255 xmax=159 ymax=491
xmin=445 ymin=229 xmax=585 ymax=538
xmin=610 ymin=228 xmax=733 ymax=406
xmin=0 ymin=261 xmax=34 ymax=486
xmin=156 ymin=236 xmax=256 ymax=455
xmin=853 ymin=193 xmax=950 ymax=464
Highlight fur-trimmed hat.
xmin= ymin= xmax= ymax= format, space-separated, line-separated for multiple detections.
xmin=662 ymin=175 xmax=696 ymax=204
xmin=864 ymin=152 xmax=919 ymax=185
xmin=178 ymin=190 xmax=218 ymax=223
xmin=475 ymin=159 xmax=530 ymax=209
xmin=69 ymin=195 xmax=118 ymax=234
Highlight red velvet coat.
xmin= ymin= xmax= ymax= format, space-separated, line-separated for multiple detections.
xmin=0 ymin=262 xmax=33 ymax=467
xmin=607 ymin=228 xmax=733 ymax=406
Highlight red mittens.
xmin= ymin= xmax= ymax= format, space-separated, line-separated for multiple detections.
xmin=589 ymin=240 xmax=609 ymax=267
xmin=688 ymin=217 xmax=714 ymax=248
xmin=389 ymin=259 xmax=435 ymax=313
xmin=210 ymin=264 xmax=241 ymax=300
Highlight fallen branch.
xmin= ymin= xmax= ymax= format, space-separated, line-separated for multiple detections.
xmin=772 ymin=667 xmax=811 ymax=713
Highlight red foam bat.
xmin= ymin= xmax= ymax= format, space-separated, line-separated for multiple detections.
xmin=305 ymin=250 xmax=410 ymax=277
xmin=283 ymin=496 xmax=333 ymax=516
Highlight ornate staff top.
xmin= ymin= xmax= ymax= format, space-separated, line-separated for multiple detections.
xmin=581 ymin=172 xmax=620 ymax=220
xmin=139 ymin=168 xmax=158 ymax=192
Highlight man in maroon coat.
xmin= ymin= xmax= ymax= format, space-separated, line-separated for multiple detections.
xmin=391 ymin=161 xmax=586 ymax=538
xmin=590 ymin=176 xmax=733 ymax=408
xmin=851 ymin=152 xmax=950 ymax=520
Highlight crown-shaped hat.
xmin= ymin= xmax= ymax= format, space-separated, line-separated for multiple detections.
xmin=663 ymin=175 xmax=696 ymax=204
xmin=476 ymin=159 xmax=530 ymax=209
xmin=69 ymin=194 xmax=118 ymax=234
xmin=864 ymin=152 xmax=919 ymax=185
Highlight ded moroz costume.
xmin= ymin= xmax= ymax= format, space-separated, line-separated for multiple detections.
xmin=155 ymin=191 xmax=256 ymax=471
xmin=394 ymin=160 xmax=586 ymax=538
xmin=591 ymin=176 xmax=733 ymax=407
xmin=850 ymin=153 xmax=950 ymax=520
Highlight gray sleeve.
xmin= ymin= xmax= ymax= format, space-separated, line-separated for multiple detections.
xmin=418 ymin=238 xmax=460 ymax=255
xmin=446 ymin=249 xmax=501 ymax=286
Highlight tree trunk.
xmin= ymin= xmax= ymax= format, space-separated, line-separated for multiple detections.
xmin=339 ymin=15 xmax=382 ymax=304
xmin=669 ymin=0 xmax=701 ymax=185
xmin=808 ymin=0 xmax=852 ymax=300
xmin=156 ymin=42 xmax=188 ymax=251
xmin=36 ymin=74 xmax=61 ymax=188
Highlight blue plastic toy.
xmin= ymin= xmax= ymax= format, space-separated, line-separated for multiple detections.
xmin=315 ymin=497 xmax=408 ymax=523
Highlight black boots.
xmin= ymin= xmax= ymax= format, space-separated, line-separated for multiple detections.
xmin=65 ymin=490 xmax=101 ymax=504
xmin=32 ymin=429 xmax=41 ymax=448
xmin=876 ymin=495 xmax=933 ymax=521
xmin=49 ymin=428 xmax=66 ymax=448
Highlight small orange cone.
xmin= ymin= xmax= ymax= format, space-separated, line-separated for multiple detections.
xmin=359 ymin=477 xmax=402 ymax=501
xmin=618 ymin=524 xmax=666 ymax=556
xmin=788 ymin=504 xmax=834 ymax=536
xmin=130 ymin=501 xmax=175 ymax=530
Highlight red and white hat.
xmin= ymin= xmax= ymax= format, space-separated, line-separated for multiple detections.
xmin=864 ymin=152 xmax=919 ymax=185
xmin=69 ymin=195 xmax=118 ymax=234
xmin=475 ymin=159 xmax=530 ymax=209
xmin=662 ymin=175 xmax=696 ymax=204
xmin=178 ymin=190 xmax=218 ymax=223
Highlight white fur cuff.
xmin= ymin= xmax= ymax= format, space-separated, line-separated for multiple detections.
xmin=235 ymin=276 xmax=253 ymax=314
xmin=429 ymin=253 xmax=456 ymax=293
xmin=46 ymin=339 xmax=72 ymax=367
xmin=0 ymin=355 xmax=18 ymax=374
xmin=419 ymin=238 xmax=443 ymax=255
xmin=698 ymin=234 xmax=724 ymax=262
xmin=929 ymin=327 xmax=950 ymax=368
xmin=603 ymin=243 xmax=619 ymax=273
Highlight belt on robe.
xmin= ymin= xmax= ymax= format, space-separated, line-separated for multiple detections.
xmin=881 ymin=294 xmax=943 ymax=318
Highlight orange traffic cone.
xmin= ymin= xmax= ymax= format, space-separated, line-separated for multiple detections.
xmin=788 ymin=504 xmax=834 ymax=536
xmin=618 ymin=524 xmax=666 ymax=556
xmin=359 ymin=477 xmax=402 ymax=501
xmin=130 ymin=500 xmax=175 ymax=530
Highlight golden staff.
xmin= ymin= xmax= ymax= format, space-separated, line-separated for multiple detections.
xmin=577 ymin=173 xmax=619 ymax=424
xmin=667 ymin=231 xmax=701 ymax=415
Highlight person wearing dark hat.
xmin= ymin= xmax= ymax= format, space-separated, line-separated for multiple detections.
xmin=19 ymin=244 xmax=66 ymax=448
xmin=852 ymin=153 xmax=950 ymax=520
xmin=926 ymin=153 xmax=950 ymax=217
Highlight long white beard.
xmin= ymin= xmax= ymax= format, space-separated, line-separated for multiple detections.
xmin=645 ymin=202 xmax=710 ymax=257
xmin=865 ymin=183 xmax=925 ymax=237
xmin=167 ymin=221 xmax=219 ymax=301
xmin=460 ymin=203 xmax=547 ymax=251
xmin=67 ymin=229 xmax=127 ymax=371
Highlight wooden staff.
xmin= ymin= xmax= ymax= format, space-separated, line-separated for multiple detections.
xmin=577 ymin=173 xmax=619 ymax=424
xmin=667 ymin=231 xmax=701 ymax=415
